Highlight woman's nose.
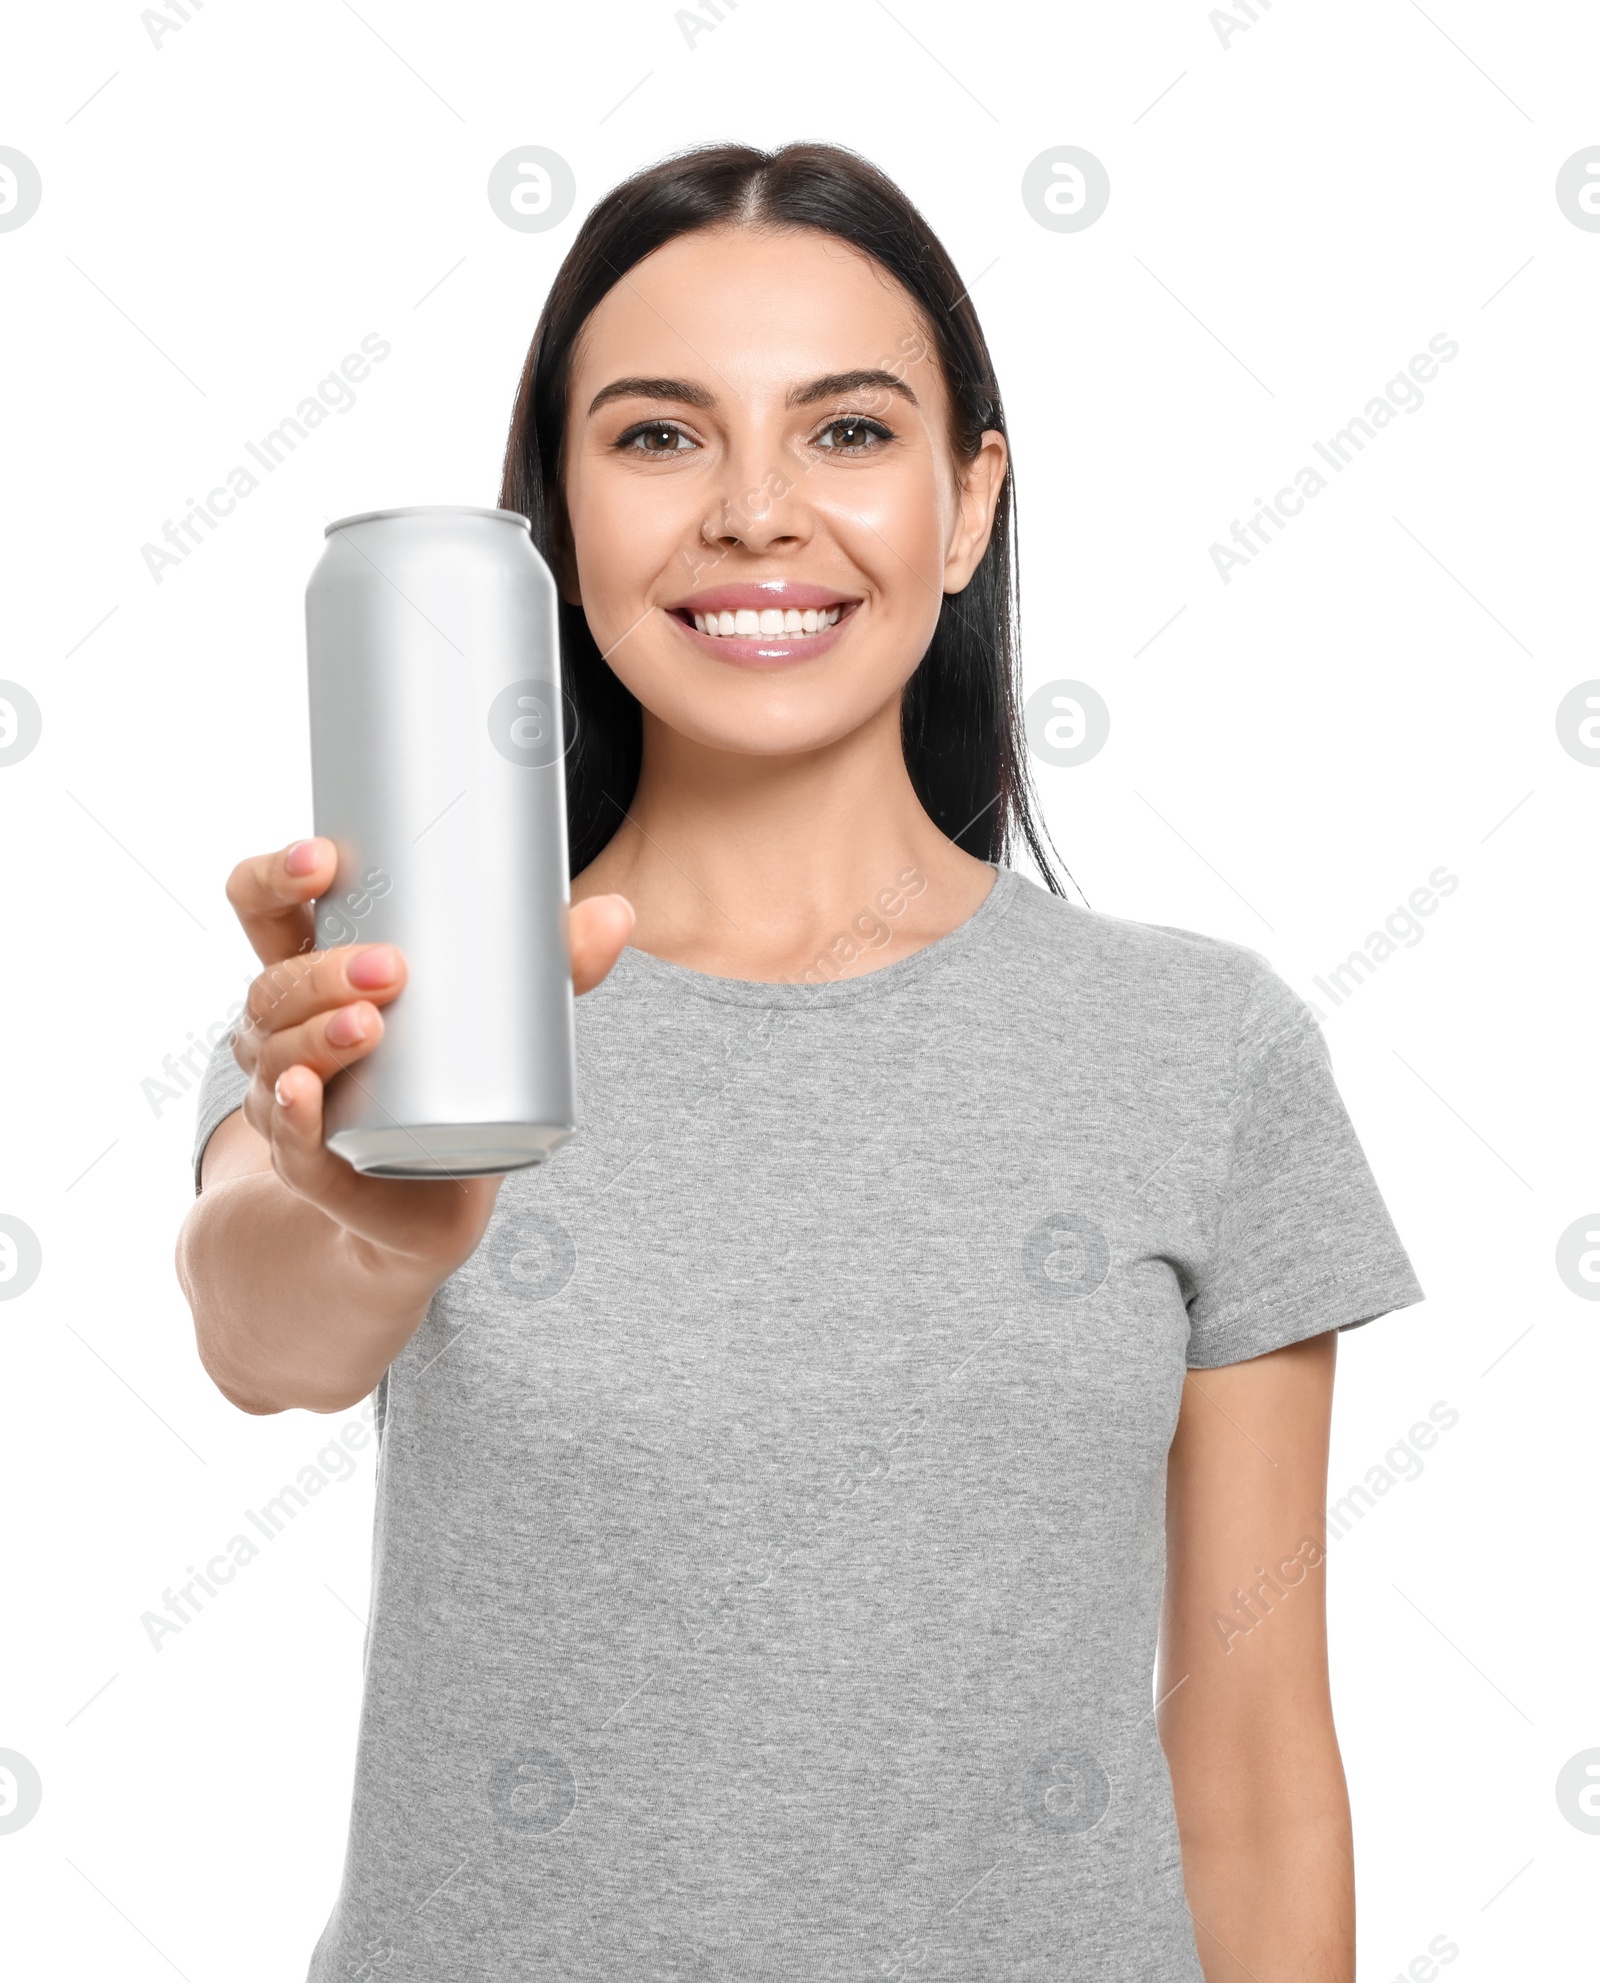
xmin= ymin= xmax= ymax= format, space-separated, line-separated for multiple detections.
xmin=700 ymin=450 xmax=809 ymax=552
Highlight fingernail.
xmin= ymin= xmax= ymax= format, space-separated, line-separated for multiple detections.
xmin=285 ymin=839 xmax=321 ymax=876
xmin=347 ymin=944 xmax=397 ymax=989
xmin=326 ymin=1005 xmax=370 ymax=1047
xmin=274 ymin=1074 xmax=293 ymax=1107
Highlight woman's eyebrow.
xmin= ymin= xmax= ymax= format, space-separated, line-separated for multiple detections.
xmin=787 ymin=369 xmax=918 ymax=409
xmin=587 ymin=376 xmax=716 ymax=415
xmin=584 ymin=368 xmax=920 ymax=417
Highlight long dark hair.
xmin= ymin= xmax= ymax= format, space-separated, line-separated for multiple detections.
xmin=499 ymin=140 xmax=1068 ymax=892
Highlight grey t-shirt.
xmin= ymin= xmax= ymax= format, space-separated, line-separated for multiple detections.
xmin=192 ymin=865 xmax=1424 ymax=1981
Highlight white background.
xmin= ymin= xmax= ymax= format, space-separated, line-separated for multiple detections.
xmin=2 ymin=1 xmax=1596 ymax=1976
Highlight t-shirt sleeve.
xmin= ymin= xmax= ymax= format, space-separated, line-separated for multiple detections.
xmin=1185 ymin=957 xmax=1426 ymax=1369
xmin=192 ymin=1025 xmax=252 ymax=1196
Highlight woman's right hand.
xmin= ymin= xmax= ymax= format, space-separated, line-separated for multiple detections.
xmin=216 ymin=835 xmax=634 ymax=1281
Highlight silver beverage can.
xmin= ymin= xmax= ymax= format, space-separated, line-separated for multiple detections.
xmin=305 ymin=504 xmax=576 ymax=1177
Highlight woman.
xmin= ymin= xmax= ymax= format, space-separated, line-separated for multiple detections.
xmin=177 ymin=142 xmax=1424 ymax=1982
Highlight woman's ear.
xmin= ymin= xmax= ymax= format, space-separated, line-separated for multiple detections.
xmin=547 ymin=492 xmax=583 ymax=606
xmin=942 ymin=429 xmax=1009 ymax=595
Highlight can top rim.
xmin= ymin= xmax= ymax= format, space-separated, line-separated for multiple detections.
xmin=324 ymin=505 xmax=532 ymax=536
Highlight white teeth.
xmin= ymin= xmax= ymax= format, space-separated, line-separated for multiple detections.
xmin=689 ymin=604 xmax=846 ymax=637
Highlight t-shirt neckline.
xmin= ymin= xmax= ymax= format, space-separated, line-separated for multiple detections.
xmin=610 ymin=864 xmax=1022 ymax=1008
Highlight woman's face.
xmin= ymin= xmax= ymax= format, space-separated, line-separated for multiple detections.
xmin=558 ymin=225 xmax=1007 ymax=758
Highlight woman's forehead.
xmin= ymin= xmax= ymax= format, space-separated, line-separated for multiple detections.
xmin=569 ymin=226 xmax=938 ymax=406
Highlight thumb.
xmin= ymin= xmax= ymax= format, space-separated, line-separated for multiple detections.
xmin=570 ymin=893 xmax=636 ymax=995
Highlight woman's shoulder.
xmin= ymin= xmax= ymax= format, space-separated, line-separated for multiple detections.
xmin=1000 ymin=869 xmax=1274 ymax=1024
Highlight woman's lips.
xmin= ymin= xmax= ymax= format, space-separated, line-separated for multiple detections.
xmin=666 ymin=597 xmax=858 ymax=668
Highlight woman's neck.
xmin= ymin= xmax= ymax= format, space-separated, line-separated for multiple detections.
xmin=572 ymin=699 xmax=996 ymax=982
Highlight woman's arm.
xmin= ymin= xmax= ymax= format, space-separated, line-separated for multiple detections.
xmin=1158 ymin=1329 xmax=1353 ymax=1983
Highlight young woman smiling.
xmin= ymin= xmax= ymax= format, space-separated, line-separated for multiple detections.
xmin=177 ymin=143 xmax=1424 ymax=1983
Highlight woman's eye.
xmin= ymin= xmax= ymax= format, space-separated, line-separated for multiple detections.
xmin=813 ymin=416 xmax=892 ymax=452
xmin=618 ymin=421 xmax=695 ymax=455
